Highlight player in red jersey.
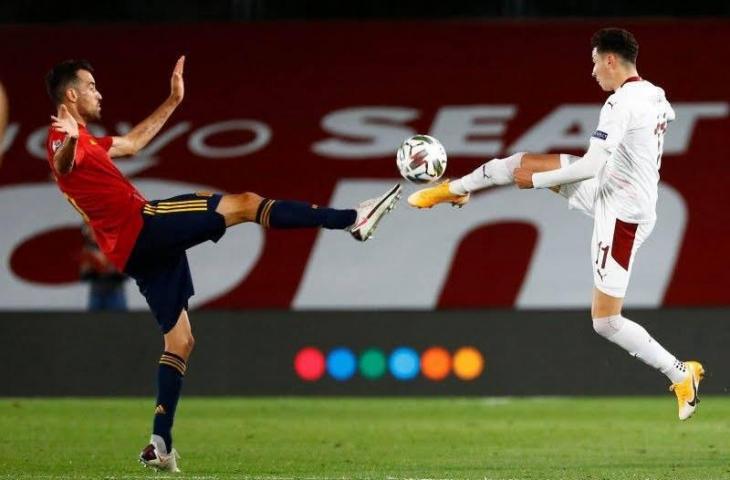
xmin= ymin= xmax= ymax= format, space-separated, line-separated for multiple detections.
xmin=46 ymin=57 xmax=401 ymax=472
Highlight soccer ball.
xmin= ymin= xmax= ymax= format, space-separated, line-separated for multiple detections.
xmin=396 ymin=135 xmax=447 ymax=184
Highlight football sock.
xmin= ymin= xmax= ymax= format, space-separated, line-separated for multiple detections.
xmin=449 ymin=152 xmax=525 ymax=195
xmin=593 ymin=315 xmax=688 ymax=383
xmin=153 ymin=351 xmax=187 ymax=453
xmin=256 ymin=199 xmax=357 ymax=230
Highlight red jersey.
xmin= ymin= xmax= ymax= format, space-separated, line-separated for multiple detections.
xmin=46 ymin=125 xmax=147 ymax=270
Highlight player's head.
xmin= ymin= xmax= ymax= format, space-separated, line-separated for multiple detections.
xmin=590 ymin=28 xmax=639 ymax=92
xmin=45 ymin=59 xmax=103 ymax=121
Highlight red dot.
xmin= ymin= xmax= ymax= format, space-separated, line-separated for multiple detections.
xmin=294 ymin=347 xmax=325 ymax=381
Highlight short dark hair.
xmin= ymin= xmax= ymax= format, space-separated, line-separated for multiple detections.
xmin=591 ymin=28 xmax=639 ymax=65
xmin=45 ymin=59 xmax=94 ymax=105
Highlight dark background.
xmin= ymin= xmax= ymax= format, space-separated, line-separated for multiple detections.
xmin=2 ymin=0 xmax=729 ymax=24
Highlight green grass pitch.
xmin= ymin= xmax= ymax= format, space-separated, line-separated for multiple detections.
xmin=1 ymin=397 xmax=729 ymax=480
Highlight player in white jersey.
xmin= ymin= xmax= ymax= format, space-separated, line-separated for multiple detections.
xmin=408 ymin=28 xmax=704 ymax=420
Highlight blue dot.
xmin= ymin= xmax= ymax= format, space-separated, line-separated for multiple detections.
xmin=389 ymin=347 xmax=420 ymax=381
xmin=326 ymin=347 xmax=356 ymax=381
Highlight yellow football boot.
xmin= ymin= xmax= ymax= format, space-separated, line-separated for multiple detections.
xmin=407 ymin=181 xmax=470 ymax=209
xmin=670 ymin=361 xmax=705 ymax=420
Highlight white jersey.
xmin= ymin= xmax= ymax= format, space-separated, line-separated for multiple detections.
xmin=589 ymin=78 xmax=675 ymax=223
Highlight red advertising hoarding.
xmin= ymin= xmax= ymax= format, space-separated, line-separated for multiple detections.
xmin=0 ymin=21 xmax=728 ymax=309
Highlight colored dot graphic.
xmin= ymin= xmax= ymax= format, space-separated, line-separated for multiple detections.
xmin=327 ymin=347 xmax=357 ymax=381
xmin=294 ymin=346 xmax=485 ymax=382
xmin=453 ymin=346 xmax=484 ymax=380
xmin=294 ymin=347 xmax=325 ymax=381
xmin=421 ymin=346 xmax=451 ymax=381
xmin=359 ymin=348 xmax=387 ymax=379
xmin=389 ymin=347 xmax=420 ymax=380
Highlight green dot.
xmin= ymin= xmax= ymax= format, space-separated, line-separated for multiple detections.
xmin=359 ymin=348 xmax=386 ymax=379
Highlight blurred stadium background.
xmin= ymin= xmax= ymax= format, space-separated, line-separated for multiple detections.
xmin=1 ymin=1 xmax=729 ymax=478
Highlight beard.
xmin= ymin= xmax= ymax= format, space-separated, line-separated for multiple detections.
xmin=81 ymin=104 xmax=102 ymax=122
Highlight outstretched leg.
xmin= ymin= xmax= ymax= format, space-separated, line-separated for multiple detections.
xmin=215 ymin=192 xmax=356 ymax=229
xmin=408 ymin=152 xmax=565 ymax=208
xmin=216 ymin=184 xmax=402 ymax=241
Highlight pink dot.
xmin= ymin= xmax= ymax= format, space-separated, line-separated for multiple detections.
xmin=294 ymin=347 xmax=325 ymax=381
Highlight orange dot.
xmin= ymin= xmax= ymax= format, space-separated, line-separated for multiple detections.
xmin=453 ymin=347 xmax=484 ymax=381
xmin=421 ymin=347 xmax=451 ymax=381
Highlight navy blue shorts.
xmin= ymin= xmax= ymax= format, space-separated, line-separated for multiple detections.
xmin=124 ymin=193 xmax=226 ymax=333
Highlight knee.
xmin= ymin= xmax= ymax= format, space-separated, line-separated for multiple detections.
xmin=231 ymin=192 xmax=263 ymax=213
xmin=169 ymin=333 xmax=195 ymax=357
xmin=185 ymin=334 xmax=195 ymax=354
xmin=592 ymin=315 xmax=624 ymax=338
xmin=219 ymin=192 xmax=263 ymax=225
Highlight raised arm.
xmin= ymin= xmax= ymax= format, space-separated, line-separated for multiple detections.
xmin=51 ymin=104 xmax=80 ymax=175
xmin=108 ymin=56 xmax=185 ymax=158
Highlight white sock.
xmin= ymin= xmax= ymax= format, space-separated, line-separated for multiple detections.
xmin=593 ymin=315 xmax=688 ymax=384
xmin=449 ymin=152 xmax=525 ymax=195
xmin=151 ymin=434 xmax=168 ymax=455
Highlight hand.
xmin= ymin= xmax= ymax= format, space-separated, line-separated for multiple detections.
xmin=170 ymin=55 xmax=185 ymax=104
xmin=51 ymin=104 xmax=79 ymax=139
xmin=513 ymin=167 xmax=534 ymax=189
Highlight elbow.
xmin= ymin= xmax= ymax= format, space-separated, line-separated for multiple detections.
xmin=587 ymin=161 xmax=605 ymax=179
xmin=585 ymin=167 xmax=600 ymax=179
xmin=126 ymin=138 xmax=141 ymax=156
xmin=572 ymin=158 xmax=603 ymax=181
xmin=54 ymin=159 xmax=72 ymax=176
xmin=581 ymin=145 xmax=610 ymax=179
xmin=575 ymin=166 xmax=599 ymax=183
xmin=126 ymin=146 xmax=140 ymax=157
xmin=122 ymin=137 xmax=142 ymax=157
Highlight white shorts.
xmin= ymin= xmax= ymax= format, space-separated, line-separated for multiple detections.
xmin=560 ymin=179 xmax=655 ymax=298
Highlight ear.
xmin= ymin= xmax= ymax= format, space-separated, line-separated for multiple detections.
xmin=65 ymin=87 xmax=78 ymax=103
xmin=605 ymin=53 xmax=618 ymax=68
